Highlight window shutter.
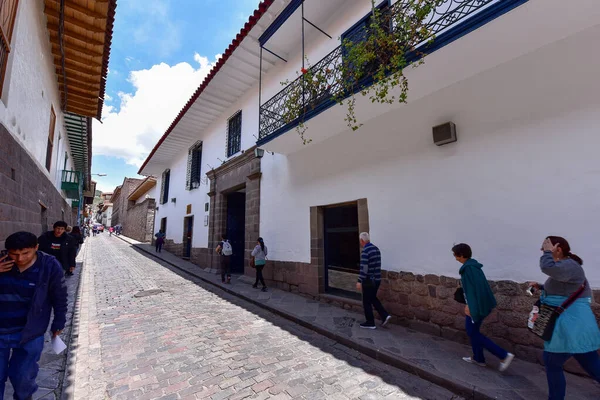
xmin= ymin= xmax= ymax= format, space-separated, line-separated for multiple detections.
xmin=163 ymin=170 xmax=170 ymax=204
xmin=160 ymin=171 xmax=166 ymax=204
xmin=185 ymin=148 xmax=193 ymax=190
xmin=227 ymin=111 xmax=242 ymax=157
xmin=191 ymin=146 xmax=202 ymax=188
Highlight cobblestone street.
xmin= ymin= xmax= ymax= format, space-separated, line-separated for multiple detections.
xmin=69 ymin=234 xmax=461 ymax=400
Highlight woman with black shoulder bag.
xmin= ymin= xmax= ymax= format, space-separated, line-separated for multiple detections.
xmin=528 ymin=236 xmax=600 ymax=400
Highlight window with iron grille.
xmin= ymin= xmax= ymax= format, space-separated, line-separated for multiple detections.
xmin=186 ymin=141 xmax=202 ymax=190
xmin=160 ymin=169 xmax=170 ymax=204
xmin=227 ymin=111 xmax=242 ymax=157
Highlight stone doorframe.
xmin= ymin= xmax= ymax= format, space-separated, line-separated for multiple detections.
xmin=206 ymin=146 xmax=261 ymax=274
xmin=310 ymin=198 xmax=370 ymax=295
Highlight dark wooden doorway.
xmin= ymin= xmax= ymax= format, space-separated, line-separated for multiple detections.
xmin=226 ymin=191 xmax=246 ymax=274
xmin=324 ymin=203 xmax=360 ymax=299
xmin=183 ymin=216 xmax=193 ymax=259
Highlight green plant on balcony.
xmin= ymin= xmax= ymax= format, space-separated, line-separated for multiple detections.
xmin=280 ymin=0 xmax=444 ymax=143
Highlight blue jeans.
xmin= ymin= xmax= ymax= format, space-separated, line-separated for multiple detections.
xmin=0 ymin=332 xmax=44 ymax=400
xmin=465 ymin=316 xmax=508 ymax=363
xmin=544 ymin=351 xmax=600 ymax=400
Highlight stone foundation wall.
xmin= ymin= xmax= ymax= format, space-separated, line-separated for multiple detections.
xmin=163 ymin=239 xmax=183 ymax=257
xmin=124 ymin=198 xmax=155 ymax=242
xmin=257 ymin=261 xmax=599 ymax=372
xmin=0 ymin=123 xmax=74 ymax=245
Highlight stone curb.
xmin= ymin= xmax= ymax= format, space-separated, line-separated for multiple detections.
xmin=117 ymin=235 xmax=491 ymax=400
xmin=58 ymin=242 xmax=87 ymax=400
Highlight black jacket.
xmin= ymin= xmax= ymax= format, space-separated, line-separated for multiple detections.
xmin=38 ymin=231 xmax=77 ymax=270
xmin=18 ymin=252 xmax=68 ymax=344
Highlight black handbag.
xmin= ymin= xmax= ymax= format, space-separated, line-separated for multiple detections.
xmin=529 ymin=281 xmax=587 ymax=341
xmin=454 ymin=286 xmax=466 ymax=304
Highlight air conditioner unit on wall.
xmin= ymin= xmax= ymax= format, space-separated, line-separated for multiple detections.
xmin=432 ymin=122 xmax=457 ymax=146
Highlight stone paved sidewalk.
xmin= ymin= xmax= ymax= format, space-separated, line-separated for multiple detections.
xmin=118 ymin=235 xmax=600 ymax=400
xmin=3 ymin=241 xmax=86 ymax=400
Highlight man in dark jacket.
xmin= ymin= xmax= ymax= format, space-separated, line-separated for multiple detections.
xmin=38 ymin=221 xmax=77 ymax=276
xmin=356 ymin=232 xmax=391 ymax=329
xmin=0 ymin=231 xmax=68 ymax=400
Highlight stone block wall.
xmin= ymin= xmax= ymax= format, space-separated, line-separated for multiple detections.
xmin=123 ymin=198 xmax=155 ymax=242
xmin=255 ymin=261 xmax=599 ymax=372
xmin=0 ymin=123 xmax=74 ymax=245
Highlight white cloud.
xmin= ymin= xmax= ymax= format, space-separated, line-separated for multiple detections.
xmin=93 ymin=53 xmax=219 ymax=168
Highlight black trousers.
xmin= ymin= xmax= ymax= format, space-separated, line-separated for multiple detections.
xmin=362 ymin=280 xmax=389 ymax=324
xmin=155 ymin=240 xmax=163 ymax=252
xmin=254 ymin=265 xmax=266 ymax=288
xmin=221 ymin=256 xmax=231 ymax=282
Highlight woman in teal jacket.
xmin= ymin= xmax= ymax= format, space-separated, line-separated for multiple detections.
xmin=452 ymin=243 xmax=514 ymax=371
xmin=529 ymin=236 xmax=600 ymax=400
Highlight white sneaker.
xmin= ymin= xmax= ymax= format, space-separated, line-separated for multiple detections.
xmin=382 ymin=315 xmax=392 ymax=327
xmin=499 ymin=353 xmax=515 ymax=372
xmin=462 ymin=357 xmax=486 ymax=367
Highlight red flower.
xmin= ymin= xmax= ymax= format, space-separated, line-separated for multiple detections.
xmin=301 ymin=68 xmax=308 ymax=74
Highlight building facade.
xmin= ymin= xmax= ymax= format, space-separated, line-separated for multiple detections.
xmin=124 ymin=177 xmax=157 ymax=242
xmin=139 ymin=0 xmax=600 ymax=364
xmin=0 ymin=0 xmax=116 ymax=244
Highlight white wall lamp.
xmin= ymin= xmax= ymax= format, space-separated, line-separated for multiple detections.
xmin=254 ymin=148 xmax=274 ymax=158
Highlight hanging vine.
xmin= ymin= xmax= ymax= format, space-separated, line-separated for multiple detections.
xmin=280 ymin=0 xmax=444 ymax=142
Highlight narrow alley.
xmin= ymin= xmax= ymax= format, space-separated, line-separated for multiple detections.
xmin=69 ymin=235 xmax=460 ymax=400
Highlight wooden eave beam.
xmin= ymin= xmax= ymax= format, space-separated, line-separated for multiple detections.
xmin=47 ymin=22 xmax=105 ymax=47
xmin=65 ymin=99 xmax=97 ymax=112
xmin=52 ymin=52 xmax=102 ymax=68
xmin=64 ymin=1 xmax=108 ymax=20
xmin=63 ymin=90 xmax=99 ymax=104
xmin=55 ymin=66 xmax=99 ymax=84
xmin=53 ymin=57 xmax=101 ymax=75
xmin=59 ymin=84 xmax=98 ymax=99
xmin=67 ymin=106 xmax=96 ymax=117
xmin=45 ymin=8 xmax=105 ymax=33
xmin=48 ymin=32 xmax=104 ymax=56
xmin=51 ymin=44 xmax=102 ymax=63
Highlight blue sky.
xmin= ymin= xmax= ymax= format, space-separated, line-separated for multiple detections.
xmin=91 ymin=0 xmax=260 ymax=192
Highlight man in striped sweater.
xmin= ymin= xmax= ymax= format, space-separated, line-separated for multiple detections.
xmin=356 ymin=232 xmax=391 ymax=329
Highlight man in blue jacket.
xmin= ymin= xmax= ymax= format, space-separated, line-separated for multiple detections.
xmin=0 ymin=231 xmax=68 ymax=400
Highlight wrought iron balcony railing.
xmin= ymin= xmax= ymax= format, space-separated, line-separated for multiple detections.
xmin=258 ymin=0 xmax=512 ymax=142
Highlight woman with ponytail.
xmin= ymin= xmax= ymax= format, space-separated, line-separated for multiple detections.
xmin=529 ymin=236 xmax=600 ymax=399
xmin=251 ymin=237 xmax=268 ymax=292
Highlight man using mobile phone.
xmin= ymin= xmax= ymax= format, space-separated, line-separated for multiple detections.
xmin=0 ymin=231 xmax=68 ymax=400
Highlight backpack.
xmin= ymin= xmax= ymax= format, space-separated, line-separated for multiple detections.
xmin=222 ymin=241 xmax=233 ymax=256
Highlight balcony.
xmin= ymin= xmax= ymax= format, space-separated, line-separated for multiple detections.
xmin=72 ymin=200 xmax=80 ymax=208
xmin=258 ymin=0 xmax=528 ymax=147
xmin=61 ymin=170 xmax=83 ymax=199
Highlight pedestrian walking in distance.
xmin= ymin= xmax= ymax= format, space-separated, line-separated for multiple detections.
xmin=357 ymin=232 xmax=391 ymax=329
xmin=251 ymin=237 xmax=268 ymax=292
xmin=154 ymin=230 xmax=165 ymax=253
xmin=70 ymin=226 xmax=84 ymax=257
xmin=452 ymin=243 xmax=514 ymax=371
xmin=216 ymin=234 xmax=232 ymax=284
xmin=38 ymin=221 xmax=77 ymax=276
xmin=529 ymin=236 xmax=600 ymax=400
xmin=0 ymin=232 xmax=68 ymax=400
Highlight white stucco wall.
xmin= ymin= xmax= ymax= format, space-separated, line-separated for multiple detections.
xmin=150 ymin=0 xmax=600 ymax=288
xmin=259 ymin=19 xmax=600 ymax=286
xmin=153 ymin=83 xmax=260 ymax=248
xmin=0 ymin=0 xmax=75 ymax=193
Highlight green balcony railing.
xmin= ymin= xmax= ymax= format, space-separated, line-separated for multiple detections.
xmin=61 ymin=170 xmax=83 ymax=199
xmin=71 ymin=199 xmax=80 ymax=208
